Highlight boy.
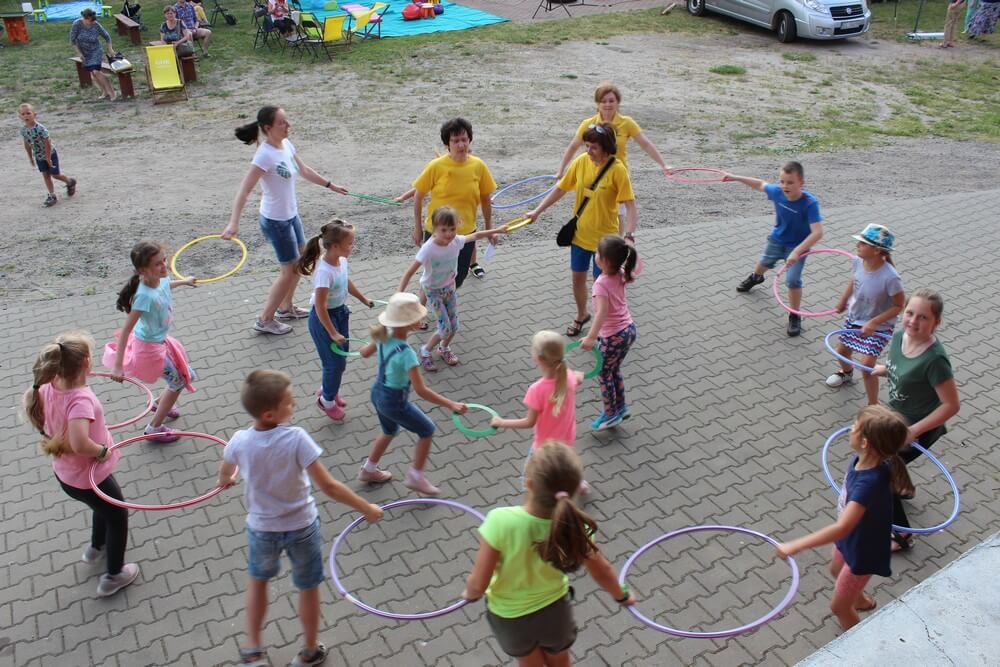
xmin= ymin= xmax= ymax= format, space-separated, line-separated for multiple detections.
xmin=218 ymin=370 xmax=382 ymax=667
xmin=19 ymin=103 xmax=77 ymax=208
xmin=724 ymin=161 xmax=824 ymax=337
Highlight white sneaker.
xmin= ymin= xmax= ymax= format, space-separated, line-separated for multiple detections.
xmin=96 ymin=563 xmax=139 ymax=597
xmin=826 ymin=370 xmax=854 ymax=387
xmin=82 ymin=546 xmax=105 ymax=563
xmin=254 ymin=318 xmax=293 ymax=335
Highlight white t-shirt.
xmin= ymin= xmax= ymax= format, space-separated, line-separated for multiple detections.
xmin=223 ymin=425 xmax=322 ymax=532
xmin=415 ymin=235 xmax=467 ymax=289
xmin=310 ymin=257 xmax=349 ymax=309
xmin=251 ymin=139 xmax=299 ymax=221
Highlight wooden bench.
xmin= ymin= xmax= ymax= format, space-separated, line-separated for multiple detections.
xmin=69 ymin=56 xmax=136 ymax=99
xmin=114 ymin=13 xmax=141 ymax=45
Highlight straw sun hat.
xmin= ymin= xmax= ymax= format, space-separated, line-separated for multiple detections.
xmin=378 ymin=292 xmax=428 ymax=328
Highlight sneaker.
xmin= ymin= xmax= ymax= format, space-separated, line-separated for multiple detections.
xmin=291 ymin=643 xmax=327 ymax=667
xmin=144 ymin=423 xmax=180 ymax=443
xmin=591 ymin=412 xmax=622 ymax=430
xmin=358 ymin=465 xmax=392 ymax=484
xmin=96 ymin=563 xmax=139 ymax=597
xmin=420 ymin=352 xmax=438 ymax=373
xmin=81 ymin=545 xmax=105 ymax=563
xmin=404 ymin=470 xmax=441 ymax=496
xmin=617 ymin=404 xmax=631 ymax=420
xmin=254 ymin=318 xmax=293 ymax=335
xmin=44 ymin=193 xmax=57 ymax=207
xmin=316 ymin=395 xmax=345 ymax=422
xmin=826 ymin=370 xmax=854 ymax=387
xmin=66 ymin=178 xmax=77 ymax=196
xmin=316 ymin=389 xmax=346 ymax=407
xmin=151 ymin=401 xmax=180 ymax=420
xmin=736 ymin=272 xmax=765 ymax=292
xmin=238 ymin=648 xmax=271 ymax=667
xmin=275 ymin=305 xmax=310 ymax=320
xmin=787 ymin=314 xmax=802 ymax=337
xmin=438 ymin=346 xmax=459 ymax=366
xmin=577 ymin=480 xmax=592 ymax=496
xmin=471 ymin=263 xmax=486 ymax=279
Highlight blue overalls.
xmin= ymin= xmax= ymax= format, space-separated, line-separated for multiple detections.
xmin=370 ymin=339 xmax=436 ymax=437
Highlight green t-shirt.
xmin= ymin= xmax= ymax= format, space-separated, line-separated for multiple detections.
xmin=886 ymin=330 xmax=954 ymax=425
xmin=479 ymin=506 xmax=568 ymax=619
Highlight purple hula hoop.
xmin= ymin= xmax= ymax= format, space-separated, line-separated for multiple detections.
xmin=329 ymin=498 xmax=486 ymax=621
xmin=824 ymin=329 xmax=893 ymax=374
xmin=619 ymin=525 xmax=799 ymax=638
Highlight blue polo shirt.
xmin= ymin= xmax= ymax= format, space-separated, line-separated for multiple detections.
xmin=835 ymin=457 xmax=892 ymax=577
xmin=764 ymin=183 xmax=822 ymax=246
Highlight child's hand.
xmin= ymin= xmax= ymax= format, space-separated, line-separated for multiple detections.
xmin=451 ymin=402 xmax=468 ymax=415
xmin=490 ymin=415 xmax=502 ymax=428
xmin=721 ymin=172 xmax=733 ymax=182
xmin=786 ymin=250 xmax=801 ymax=266
xmin=835 ymin=299 xmax=848 ymax=314
xmin=580 ymin=336 xmax=596 ymax=351
xmin=574 ymin=371 xmax=585 ymax=384
xmin=871 ymin=364 xmax=887 ymax=377
xmin=775 ymin=543 xmax=796 ymax=559
xmin=111 ymin=366 xmax=125 ymax=383
xmin=180 ymin=277 xmax=197 ymax=288
xmin=331 ymin=333 xmax=347 ymax=347
xmin=618 ymin=592 xmax=637 ymax=606
xmin=359 ymin=345 xmax=375 ymax=359
xmin=860 ymin=321 xmax=877 ymax=337
xmin=461 ymin=587 xmax=481 ymax=602
xmin=363 ymin=503 xmax=384 ymax=523
xmin=219 ymin=473 xmax=238 ymax=488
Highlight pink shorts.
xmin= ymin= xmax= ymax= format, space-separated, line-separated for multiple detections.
xmin=831 ymin=546 xmax=871 ymax=600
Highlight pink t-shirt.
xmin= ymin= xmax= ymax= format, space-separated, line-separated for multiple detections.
xmin=592 ymin=256 xmax=644 ymax=338
xmin=41 ymin=384 xmax=118 ymax=489
xmin=523 ymin=370 xmax=579 ymax=449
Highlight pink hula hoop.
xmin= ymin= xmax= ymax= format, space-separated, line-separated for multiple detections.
xmin=88 ymin=431 xmax=233 ymax=511
xmin=772 ymin=248 xmax=855 ymax=317
xmin=666 ymin=167 xmax=727 ymax=184
xmin=89 ymin=372 xmax=154 ymax=431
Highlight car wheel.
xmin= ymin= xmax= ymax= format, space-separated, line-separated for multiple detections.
xmin=775 ymin=11 xmax=797 ymax=42
xmin=687 ymin=0 xmax=706 ymax=16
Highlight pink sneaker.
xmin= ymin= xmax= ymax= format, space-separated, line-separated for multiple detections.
xmin=420 ymin=353 xmax=438 ymax=373
xmin=404 ymin=470 xmax=440 ymax=496
xmin=316 ymin=396 xmax=345 ymax=422
xmin=358 ymin=465 xmax=392 ymax=484
xmin=316 ymin=389 xmax=347 ymax=408
xmin=438 ymin=346 xmax=459 ymax=366
xmin=152 ymin=402 xmax=180 ymax=420
xmin=577 ymin=480 xmax=592 ymax=496
xmin=144 ymin=424 xmax=180 ymax=443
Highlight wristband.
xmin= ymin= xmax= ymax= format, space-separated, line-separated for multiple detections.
xmin=325 ymin=180 xmax=332 ymax=189
xmin=97 ymin=445 xmax=108 ymax=461
xmin=615 ymin=584 xmax=629 ymax=603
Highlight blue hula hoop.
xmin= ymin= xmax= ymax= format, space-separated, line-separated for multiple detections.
xmin=821 ymin=426 xmax=960 ymax=535
xmin=490 ymin=175 xmax=557 ymax=210
xmin=823 ymin=329 xmax=893 ymax=374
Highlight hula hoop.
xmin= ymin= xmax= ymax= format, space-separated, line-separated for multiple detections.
xmin=89 ymin=372 xmax=154 ymax=430
xmin=620 ymin=525 xmax=799 ymax=638
xmin=565 ymin=340 xmax=604 ymax=380
xmin=88 ymin=431 xmax=232 ymax=511
xmin=329 ymin=498 xmax=486 ymax=620
xmin=666 ymin=167 xmax=728 ymax=184
xmin=503 ymin=216 xmax=532 ymax=233
xmin=330 ymin=337 xmax=369 ymax=358
xmin=821 ymin=427 xmax=960 ymax=535
xmin=490 ymin=175 xmax=557 ymax=210
xmin=371 ymin=299 xmax=390 ymax=307
xmin=772 ymin=248 xmax=855 ymax=317
xmin=452 ymin=403 xmax=499 ymax=438
xmin=343 ymin=192 xmax=403 ymax=207
xmin=823 ymin=329 xmax=893 ymax=374
xmin=170 ymin=235 xmax=248 ymax=283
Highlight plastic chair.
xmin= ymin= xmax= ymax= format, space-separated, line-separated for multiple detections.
xmin=144 ymin=44 xmax=187 ymax=103
xmin=22 ymin=2 xmax=47 ymax=22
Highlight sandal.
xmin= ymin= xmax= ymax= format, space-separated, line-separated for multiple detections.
xmin=891 ymin=531 xmax=914 ymax=553
xmin=238 ymin=647 xmax=270 ymax=666
xmin=856 ymin=595 xmax=877 ymax=612
xmin=566 ymin=314 xmax=591 ymax=337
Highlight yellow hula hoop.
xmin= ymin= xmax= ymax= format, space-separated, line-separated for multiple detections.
xmin=170 ymin=235 xmax=248 ymax=284
xmin=503 ymin=216 xmax=532 ymax=232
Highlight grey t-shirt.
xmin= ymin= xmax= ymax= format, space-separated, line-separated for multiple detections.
xmin=846 ymin=257 xmax=904 ymax=332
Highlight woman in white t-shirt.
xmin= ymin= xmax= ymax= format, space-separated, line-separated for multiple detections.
xmin=222 ymin=106 xmax=348 ymax=335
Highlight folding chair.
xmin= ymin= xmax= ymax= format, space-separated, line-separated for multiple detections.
xmin=144 ymin=44 xmax=187 ymax=103
xmin=359 ymin=1 xmax=388 ymax=39
xmin=209 ymin=0 xmax=236 ymax=26
xmin=281 ymin=10 xmax=313 ymax=57
xmin=253 ymin=12 xmax=279 ymax=48
xmin=533 ymin=0 xmax=576 ymax=19
xmin=346 ymin=8 xmax=375 ymax=41
xmin=305 ymin=14 xmax=350 ymax=60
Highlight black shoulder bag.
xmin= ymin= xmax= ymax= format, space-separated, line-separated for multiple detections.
xmin=556 ymin=156 xmax=616 ymax=248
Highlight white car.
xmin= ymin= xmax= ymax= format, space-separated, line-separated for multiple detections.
xmin=687 ymin=0 xmax=871 ymax=42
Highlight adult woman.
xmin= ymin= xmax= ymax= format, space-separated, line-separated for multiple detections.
xmin=267 ymin=0 xmax=295 ymax=36
xmin=158 ymin=6 xmax=193 ymax=53
xmin=222 ymin=106 xmax=348 ymax=335
xmin=526 ymin=122 xmax=637 ymax=337
xmin=70 ymin=9 xmax=116 ymax=101
xmin=968 ymin=0 xmax=1000 ymax=38
xmin=872 ymin=289 xmax=960 ymax=552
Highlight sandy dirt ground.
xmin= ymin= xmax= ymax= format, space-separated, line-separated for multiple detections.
xmin=3 ymin=30 xmax=998 ymax=302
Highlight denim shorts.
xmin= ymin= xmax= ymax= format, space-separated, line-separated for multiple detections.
xmin=35 ymin=149 xmax=60 ymax=175
xmin=371 ymin=384 xmax=436 ymax=438
xmin=259 ymin=214 xmax=305 ymax=264
xmin=246 ymin=518 xmax=324 ymax=589
xmin=759 ymin=238 xmax=807 ymax=289
xmin=569 ymin=244 xmax=602 ymax=278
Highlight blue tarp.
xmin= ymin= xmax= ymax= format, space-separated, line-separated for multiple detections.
xmin=301 ymin=0 xmax=508 ymax=38
xmin=39 ymin=1 xmax=106 ymax=22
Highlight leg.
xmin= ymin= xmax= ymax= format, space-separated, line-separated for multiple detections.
xmin=571 ymin=272 xmax=589 ymax=323
xmin=52 ymin=172 xmax=71 ymax=184
xmin=298 ymin=587 xmax=321 ymax=651
xmin=859 ymin=353 xmax=879 ymax=404
xmin=515 ymin=649 xmax=547 ymax=667
xmin=92 ymin=70 xmax=116 ymax=99
xmin=150 ymin=388 xmax=181 ymax=427
xmin=42 ymin=171 xmax=55 ymax=194
xmin=245 ymin=577 xmax=269 ymax=649
xmin=413 ymin=435 xmax=432 ymax=471
xmin=198 ymin=27 xmax=212 ymax=54
xmin=830 ymin=559 xmax=871 ymax=631
xmin=440 ymin=287 xmax=459 ymax=349
xmin=835 ymin=343 xmax=854 ymax=375
xmin=262 ymin=262 xmax=299 ymax=321
xmin=367 ymin=433 xmax=394 ymax=464
xmin=309 ymin=308 xmax=347 ymax=401
xmin=58 ymin=475 xmax=129 ymax=575
xmin=454 ymin=240 xmax=474 ymax=289
xmin=788 ymin=287 xmax=803 ymax=312
xmin=543 ymin=650 xmax=572 ymax=667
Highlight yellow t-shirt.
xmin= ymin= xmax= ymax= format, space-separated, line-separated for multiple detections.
xmin=412 ymin=154 xmax=497 ymax=235
xmin=575 ymin=112 xmax=642 ymax=169
xmin=556 ymin=154 xmax=634 ymax=252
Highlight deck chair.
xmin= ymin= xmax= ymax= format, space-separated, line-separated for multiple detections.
xmin=359 ymin=2 xmax=387 ymax=39
xmin=144 ymin=44 xmax=187 ymax=103
xmin=346 ymin=8 xmax=375 ymax=41
xmin=304 ymin=14 xmax=350 ymax=60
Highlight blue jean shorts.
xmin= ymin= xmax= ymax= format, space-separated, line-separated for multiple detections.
xmin=371 ymin=384 xmax=436 ymax=438
xmin=759 ymin=238 xmax=807 ymax=289
xmin=36 ymin=149 xmax=60 ymax=175
xmin=569 ymin=244 xmax=602 ymax=278
xmin=246 ymin=518 xmax=325 ymax=589
xmin=259 ymin=214 xmax=305 ymax=264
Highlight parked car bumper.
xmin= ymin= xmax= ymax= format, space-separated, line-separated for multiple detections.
xmin=799 ymin=11 xmax=870 ymax=39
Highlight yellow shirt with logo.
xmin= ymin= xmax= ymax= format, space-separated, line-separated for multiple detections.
xmin=412 ymin=154 xmax=497 ymax=235
xmin=575 ymin=112 xmax=642 ymax=169
xmin=556 ymin=154 xmax=634 ymax=252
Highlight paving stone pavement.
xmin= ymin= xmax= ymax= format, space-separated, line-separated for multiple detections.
xmin=1 ymin=187 xmax=998 ymax=667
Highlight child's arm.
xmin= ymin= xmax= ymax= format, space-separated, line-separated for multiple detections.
xmin=169 ymin=277 xmax=197 ymax=288
xmin=398 ymin=259 xmax=422 ymax=293
xmin=313 ymin=287 xmax=346 ymax=346
xmin=580 ymin=295 xmax=609 ymax=352
xmin=776 ymin=501 xmax=866 ymax=558
xmin=67 ymin=418 xmax=111 ymax=459
xmin=861 ymin=291 xmax=904 ymax=337
xmin=394 ymin=187 xmax=416 ymax=203
xmin=358 ymin=341 xmax=377 ymax=359
xmin=721 ymin=173 xmax=767 ymax=191
xmin=525 ymin=186 xmax=568 ymax=223
xmin=409 ymin=367 xmax=467 ymax=414
xmin=217 ymin=460 xmax=238 ymax=488
xmin=462 ymin=537 xmax=500 ymax=601
xmin=787 ymin=221 xmax=823 ymax=266
xmin=222 ymin=167 xmax=265 ymax=239
xmin=23 ymin=138 xmax=34 ymax=165
xmin=347 ymin=279 xmax=374 ymax=308
xmin=306 ymin=460 xmax=384 ymax=523
xmin=905 ymin=378 xmax=960 ymax=445
xmin=42 ymin=137 xmax=54 ymax=166
xmin=491 ymin=407 xmax=538 ymax=430
xmin=412 ymin=191 xmax=427 ymax=247
xmin=111 ymin=309 xmax=143 ymax=380
xmin=584 ymin=549 xmax=636 ymax=606
xmin=835 ymin=279 xmax=854 ymax=314
xmin=463 ymin=227 xmax=506 ymax=244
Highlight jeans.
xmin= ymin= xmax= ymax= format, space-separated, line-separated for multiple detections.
xmin=759 ymin=238 xmax=808 ymax=288
xmin=246 ymin=518 xmax=324 ymax=589
xmin=308 ymin=304 xmax=349 ymax=401
xmin=259 ymin=214 xmax=305 ymax=264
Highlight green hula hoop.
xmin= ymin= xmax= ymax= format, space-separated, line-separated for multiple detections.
xmin=565 ymin=340 xmax=604 ymax=380
xmin=330 ymin=337 xmax=369 ymax=358
xmin=452 ymin=403 xmax=499 ymax=438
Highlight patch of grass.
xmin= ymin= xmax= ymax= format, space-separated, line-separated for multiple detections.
xmin=709 ymin=64 xmax=746 ymax=75
xmin=782 ymin=51 xmax=816 ymax=62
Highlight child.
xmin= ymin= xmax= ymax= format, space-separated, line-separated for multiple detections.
xmin=18 ymin=103 xmax=77 ymax=208
xmin=25 ymin=332 xmax=139 ymax=597
xmin=399 ymin=207 xmax=505 ymax=371
xmin=106 ymin=241 xmax=197 ymax=442
xmin=826 ymin=224 xmax=904 ymax=405
xmin=776 ymin=405 xmax=909 ymax=631
xmin=462 ymin=442 xmax=635 ymax=666
xmin=357 ymin=292 xmax=468 ymax=495
xmin=218 ymin=370 xmax=383 ymax=667
xmin=725 ymin=162 xmax=824 ymax=337
xmin=580 ymin=235 xmax=642 ymax=430
xmin=296 ymin=219 xmax=375 ymax=422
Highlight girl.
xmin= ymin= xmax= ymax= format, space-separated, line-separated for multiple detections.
xmin=106 ymin=241 xmax=197 ymax=443
xmin=398 ymin=206 xmax=505 ymax=372
xmin=777 ymin=405 xmax=910 ymax=631
xmin=357 ymin=292 xmax=468 ymax=496
xmin=296 ymin=219 xmax=375 ymax=423
xmin=462 ymin=442 xmax=634 ymax=666
xmin=826 ymin=224 xmax=905 ymax=405
xmin=25 ymin=332 xmax=139 ymax=597
xmin=580 ymin=235 xmax=641 ymax=430
xmin=222 ymin=106 xmax=349 ymax=335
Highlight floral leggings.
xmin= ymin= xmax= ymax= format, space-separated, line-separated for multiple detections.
xmin=426 ymin=285 xmax=459 ymax=339
xmin=598 ymin=322 xmax=637 ymax=417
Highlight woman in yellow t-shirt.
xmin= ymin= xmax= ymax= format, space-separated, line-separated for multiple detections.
xmin=462 ymin=442 xmax=634 ymax=666
xmin=526 ymin=123 xmax=637 ymax=337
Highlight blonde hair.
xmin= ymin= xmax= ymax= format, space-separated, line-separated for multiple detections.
xmin=532 ymin=331 xmax=569 ymax=416
xmin=369 ymin=323 xmax=390 ymax=342
xmin=18 ymin=102 xmax=34 ymax=113
xmin=24 ymin=332 xmax=95 ymax=457
xmin=431 ymin=206 xmax=460 ymax=229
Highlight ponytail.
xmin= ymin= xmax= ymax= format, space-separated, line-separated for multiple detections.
xmin=551 ymin=359 xmax=568 ymax=417
xmin=296 ymin=218 xmax=355 ymax=277
xmin=235 ymin=105 xmax=281 ymax=145
xmin=116 ymin=275 xmax=141 ymax=313
xmin=622 ymin=243 xmax=638 ymax=283
xmin=24 ymin=332 xmax=94 ymax=457
xmin=369 ymin=323 xmax=389 ymax=342
xmin=296 ymin=234 xmax=323 ymax=276
xmin=597 ymin=234 xmax=638 ymax=283
xmin=116 ymin=241 xmax=164 ymax=313
xmin=531 ymin=331 xmax=570 ymax=416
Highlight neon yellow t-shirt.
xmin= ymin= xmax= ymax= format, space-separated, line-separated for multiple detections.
xmin=575 ymin=112 xmax=642 ymax=169
xmin=479 ymin=506 xmax=569 ymax=619
xmin=412 ymin=154 xmax=497 ymax=235
xmin=556 ymin=154 xmax=634 ymax=252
